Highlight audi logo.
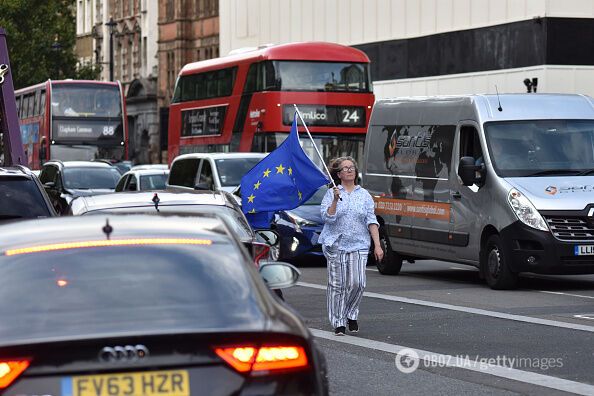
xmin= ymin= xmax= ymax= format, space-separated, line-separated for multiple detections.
xmin=98 ymin=344 xmax=149 ymax=363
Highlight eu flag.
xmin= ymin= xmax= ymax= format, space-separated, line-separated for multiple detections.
xmin=241 ymin=114 xmax=330 ymax=226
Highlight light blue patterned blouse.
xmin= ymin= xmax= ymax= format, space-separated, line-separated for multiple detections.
xmin=319 ymin=184 xmax=379 ymax=252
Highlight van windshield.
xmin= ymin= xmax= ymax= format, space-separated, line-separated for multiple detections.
xmin=484 ymin=120 xmax=594 ymax=177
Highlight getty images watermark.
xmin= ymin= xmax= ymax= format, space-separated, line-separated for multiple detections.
xmin=395 ymin=348 xmax=564 ymax=374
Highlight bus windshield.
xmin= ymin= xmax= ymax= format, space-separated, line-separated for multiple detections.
xmin=51 ymin=84 xmax=121 ymax=118
xmin=265 ymin=61 xmax=370 ymax=92
xmin=51 ymin=145 xmax=126 ymax=162
xmin=485 ymin=120 xmax=594 ymax=177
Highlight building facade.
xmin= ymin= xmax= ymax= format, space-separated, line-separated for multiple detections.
xmin=220 ymin=0 xmax=594 ymax=99
xmin=157 ymin=0 xmax=220 ymax=163
xmin=75 ymin=0 xmax=159 ymax=164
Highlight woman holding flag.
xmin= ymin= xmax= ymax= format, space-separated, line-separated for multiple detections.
xmin=319 ymin=156 xmax=384 ymax=336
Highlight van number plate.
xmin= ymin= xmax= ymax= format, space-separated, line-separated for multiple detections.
xmin=575 ymin=245 xmax=594 ymax=255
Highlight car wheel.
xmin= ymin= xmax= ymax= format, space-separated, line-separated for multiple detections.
xmin=483 ymin=234 xmax=518 ymax=290
xmin=370 ymin=230 xmax=402 ymax=275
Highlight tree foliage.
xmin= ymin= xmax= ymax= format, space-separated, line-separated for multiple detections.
xmin=0 ymin=0 xmax=100 ymax=89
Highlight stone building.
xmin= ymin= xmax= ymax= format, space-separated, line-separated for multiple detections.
xmin=157 ymin=0 xmax=220 ymax=163
xmin=75 ymin=0 xmax=159 ymax=164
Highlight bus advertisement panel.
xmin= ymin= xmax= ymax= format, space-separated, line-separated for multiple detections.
xmin=15 ymin=80 xmax=128 ymax=169
xmin=168 ymin=42 xmax=375 ymax=167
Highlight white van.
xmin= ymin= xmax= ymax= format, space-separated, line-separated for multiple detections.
xmin=362 ymin=94 xmax=594 ymax=289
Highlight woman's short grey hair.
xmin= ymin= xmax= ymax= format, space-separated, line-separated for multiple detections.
xmin=329 ymin=156 xmax=359 ymax=185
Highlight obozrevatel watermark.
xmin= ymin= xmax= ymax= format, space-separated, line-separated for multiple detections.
xmin=394 ymin=348 xmax=564 ymax=373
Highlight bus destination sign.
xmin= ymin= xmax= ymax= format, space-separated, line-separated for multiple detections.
xmin=182 ymin=106 xmax=226 ymax=137
xmin=52 ymin=120 xmax=123 ymax=142
xmin=283 ymin=105 xmax=365 ymax=127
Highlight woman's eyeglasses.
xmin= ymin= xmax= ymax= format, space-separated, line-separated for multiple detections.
xmin=340 ymin=166 xmax=356 ymax=172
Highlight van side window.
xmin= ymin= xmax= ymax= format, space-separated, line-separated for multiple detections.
xmin=198 ymin=160 xmax=214 ymax=190
xmin=126 ymin=176 xmax=138 ymax=191
xmin=40 ymin=165 xmax=58 ymax=185
xmin=460 ymin=126 xmax=483 ymax=163
xmin=169 ymin=158 xmax=200 ymax=187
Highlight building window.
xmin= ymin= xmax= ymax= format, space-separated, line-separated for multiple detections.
xmin=143 ymin=37 xmax=147 ymax=74
xmin=167 ymin=51 xmax=176 ymax=97
xmin=85 ymin=0 xmax=92 ymax=33
xmin=166 ymin=0 xmax=174 ymax=20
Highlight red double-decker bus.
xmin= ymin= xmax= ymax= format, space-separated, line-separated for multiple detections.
xmin=168 ymin=42 xmax=374 ymax=166
xmin=15 ymin=80 xmax=128 ymax=169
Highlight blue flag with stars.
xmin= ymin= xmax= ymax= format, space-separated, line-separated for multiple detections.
xmin=241 ymin=113 xmax=330 ymax=226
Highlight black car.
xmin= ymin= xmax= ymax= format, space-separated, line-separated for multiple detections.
xmin=39 ymin=160 xmax=122 ymax=215
xmin=69 ymin=189 xmax=279 ymax=265
xmin=0 ymin=214 xmax=328 ymax=395
xmin=0 ymin=165 xmax=56 ymax=222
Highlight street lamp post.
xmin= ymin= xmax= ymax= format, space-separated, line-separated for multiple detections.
xmin=105 ymin=16 xmax=117 ymax=81
xmin=51 ymin=35 xmax=61 ymax=79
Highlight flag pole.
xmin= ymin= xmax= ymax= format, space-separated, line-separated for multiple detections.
xmin=293 ymin=104 xmax=338 ymax=189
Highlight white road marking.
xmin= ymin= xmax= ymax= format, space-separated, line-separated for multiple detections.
xmin=311 ymin=328 xmax=594 ymax=396
xmin=297 ymin=282 xmax=594 ymax=333
xmin=573 ymin=314 xmax=594 ymax=320
xmin=540 ymin=290 xmax=594 ymax=300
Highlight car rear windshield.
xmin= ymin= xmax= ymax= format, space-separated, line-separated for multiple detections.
xmin=215 ymin=158 xmax=263 ymax=187
xmin=0 ymin=178 xmax=52 ymax=220
xmin=0 ymin=243 xmax=264 ymax=342
xmin=140 ymin=173 xmax=168 ymax=190
xmin=63 ymin=167 xmax=122 ymax=189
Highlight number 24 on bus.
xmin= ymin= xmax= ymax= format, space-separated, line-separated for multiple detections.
xmin=167 ymin=42 xmax=375 ymax=166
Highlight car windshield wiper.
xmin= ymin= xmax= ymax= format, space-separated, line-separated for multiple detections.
xmin=576 ymin=168 xmax=594 ymax=176
xmin=525 ymin=169 xmax=582 ymax=177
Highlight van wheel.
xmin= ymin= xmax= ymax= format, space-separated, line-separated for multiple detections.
xmin=483 ymin=235 xmax=518 ymax=290
xmin=370 ymin=232 xmax=402 ymax=275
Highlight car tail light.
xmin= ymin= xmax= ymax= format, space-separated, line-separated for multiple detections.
xmin=252 ymin=242 xmax=270 ymax=268
xmin=214 ymin=345 xmax=308 ymax=374
xmin=0 ymin=359 xmax=30 ymax=389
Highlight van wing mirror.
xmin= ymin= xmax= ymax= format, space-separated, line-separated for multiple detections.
xmin=458 ymin=156 xmax=482 ymax=186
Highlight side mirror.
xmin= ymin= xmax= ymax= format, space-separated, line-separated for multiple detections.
xmin=259 ymin=262 xmax=300 ymax=289
xmin=255 ymin=229 xmax=280 ymax=247
xmin=458 ymin=156 xmax=483 ymax=186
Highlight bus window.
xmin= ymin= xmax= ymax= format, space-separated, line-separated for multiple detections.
xmin=172 ymin=67 xmax=236 ymax=103
xmin=39 ymin=91 xmax=46 ymax=115
xmin=244 ymin=63 xmax=258 ymax=93
xmin=34 ymin=91 xmax=41 ymax=116
xmin=15 ymin=96 xmax=22 ymax=118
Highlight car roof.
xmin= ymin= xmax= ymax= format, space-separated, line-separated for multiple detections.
xmin=0 ymin=165 xmax=35 ymax=178
xmin=0 ymin=214 xmax=233 ymax=251
xmin=130 ymin=164 xmax=169 ymax=171
xmin=172 ymin=152 xmax=267 ymax=162
xmin=70 ymin=190 xmax=231 ymax=214
xmin=122 ymin=169 xmax=170 ymax=177
xmin=46 ymin=160 xmax=117 ymax=169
